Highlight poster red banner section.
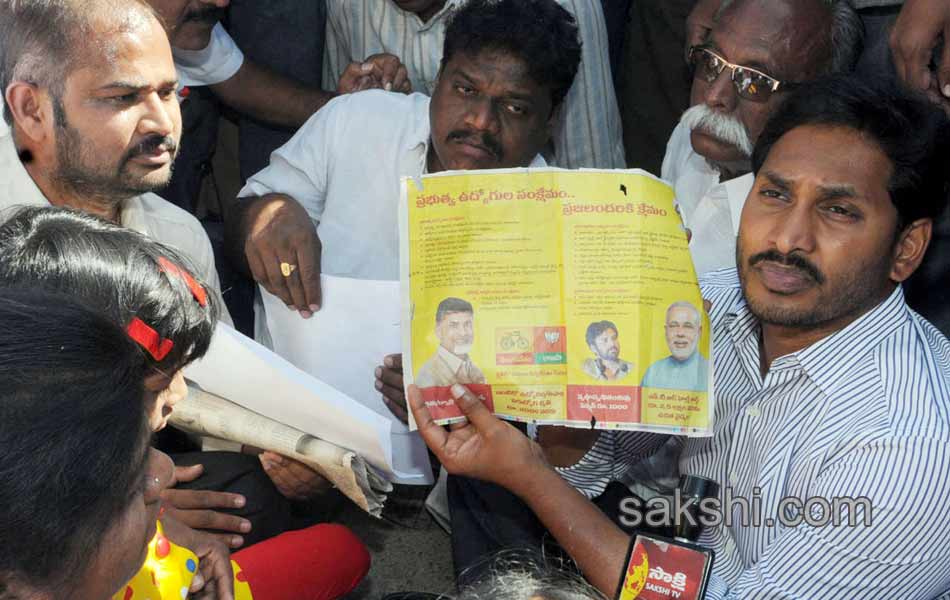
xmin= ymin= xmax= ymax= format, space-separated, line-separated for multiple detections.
xmin=618 ymin=535 xmax=711 ymax=600
xmin=420 ymin=384 xmax=494 ymax=421
xmin=567 ymin=385 xmax=641 ymax=424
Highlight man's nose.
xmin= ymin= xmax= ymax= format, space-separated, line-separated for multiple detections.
xmin=138 ymin=92 xmax=178 ymax=138
xmin=770 ymin=203 xmax=817 ymax=256
xmin=703 ymin=68 xmax=739 ymax=113
xmin=464 ymin=97 xmax=500 ymax=134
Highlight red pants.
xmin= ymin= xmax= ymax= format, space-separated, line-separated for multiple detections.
xmin=234 ymin=523 xmax=370 ymax=600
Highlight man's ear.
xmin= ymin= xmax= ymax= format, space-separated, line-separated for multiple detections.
xmin=890 ymin=218 xmax=933 ymax=283
xmin=5 ymin=81 xmax=54 ymax=144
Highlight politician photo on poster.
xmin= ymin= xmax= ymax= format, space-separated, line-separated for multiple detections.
xmin=641 ymin=301 xmax=708 ymax=392
xmin=415 ymin=297 xmax=486 ymax=387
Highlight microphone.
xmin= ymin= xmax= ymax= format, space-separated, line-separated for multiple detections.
xmin=615 ymin=476 xmax=719 ymax=600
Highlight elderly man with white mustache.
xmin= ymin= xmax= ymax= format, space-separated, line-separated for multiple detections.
xmin=661 ymin=0 xmax=864 ymax=276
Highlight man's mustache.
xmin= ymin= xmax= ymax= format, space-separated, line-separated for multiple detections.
xmin=748 ymin=249 xmax=825 ymax=284
xmin=184 ymin=6 xmax=225 ymax=25
xmin=447 ymin=130 xmax=502 ymax=161
xmin=124 ymin=135 xmax=178 ymax=162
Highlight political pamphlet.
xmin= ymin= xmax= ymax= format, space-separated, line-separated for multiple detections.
xmin=400 ymin=168 xmax=713 ymax=436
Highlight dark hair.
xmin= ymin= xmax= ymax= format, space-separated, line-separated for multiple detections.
xmin=440 ymin=0 xmax=582 ymax=110
xmin=0 ymin=288 xmax=150 ymax=594
xmin=752 ymin=75 xmax=950 ymax=230
xmin=436 ymin=297 xmax=474 ymax=323
xmin=0 ymin=207 xmax=218 ymax=373
xmin=0 ymin=0 xmax=158 ymax=125
xmin=585 ymin=320 xmax=618 ymax=347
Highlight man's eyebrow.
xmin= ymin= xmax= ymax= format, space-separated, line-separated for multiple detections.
xmin=761 ymin=170 xmax=793 ymax=192
xmin=451 ymin=66 xmax=537 ymax=104
xmin=451 ymin=67 xmax=478 ymax=85
xmin=96 ymin=78 xmax=179 ymax=92
xmin=816 ymin=183 xmax=859 ymax=201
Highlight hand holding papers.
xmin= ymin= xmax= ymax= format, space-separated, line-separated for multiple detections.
xmin=261 ymin=275 xmax=435 ymax=484
xmin=400 ymin=168 xmax=714 ymax=436
xmin=171 ymin=386 xmax=390 ymax=516
xmin=183 ymin=323 xmax=396 ymax=480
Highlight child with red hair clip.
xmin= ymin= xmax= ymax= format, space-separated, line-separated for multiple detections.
xmin=0 ymin=207 xmax=370 ymax=600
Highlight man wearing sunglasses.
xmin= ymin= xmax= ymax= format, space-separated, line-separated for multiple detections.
xmin=661 ymin=0 xmax=863 ymax=277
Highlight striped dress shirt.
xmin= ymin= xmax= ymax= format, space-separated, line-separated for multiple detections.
xmin=322 ymin=0 xmax=625 ymax=170
xmin=565 ymin=269 xmax=950 ymax=598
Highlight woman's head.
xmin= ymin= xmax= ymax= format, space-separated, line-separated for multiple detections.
xmin=0 ymin=206 xmax=218 ymax=429
xmin=0 ymin=288 xmax=173 ymax=599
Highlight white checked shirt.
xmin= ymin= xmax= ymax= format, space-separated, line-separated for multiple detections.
xmin=573 ymin=269 xmax=950 ymax=598
xmin=323 ymin=0 xmax=625 ymax=169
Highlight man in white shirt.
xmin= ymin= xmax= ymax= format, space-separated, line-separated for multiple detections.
xmin=230 ymin=0 xmax=577 ymax=327
xmin=661 ymin=0 xmax=863 ymax=276
xmin=0 ymin=0 xmax=326 ymax=548
xmin=323 ymin=0 xmax=625 ymax=170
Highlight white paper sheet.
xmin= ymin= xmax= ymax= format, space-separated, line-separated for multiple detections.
xmin=184 ymin=323 xmax=397 ymax=479
xmin=261 ymin=275 xmax=434 ymax=484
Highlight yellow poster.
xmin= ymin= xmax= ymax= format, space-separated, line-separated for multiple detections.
xmin=400 ymin=168 xmax=713 ymax=436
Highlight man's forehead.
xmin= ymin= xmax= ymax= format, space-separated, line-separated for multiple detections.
xmin=443 ymin=311 xmax=473 ymax=319
xmin=761 ymin=125 xmax=893 ymax=202
xmin=446 ymin=49 xmax=544 ymax=97
xmin=668 ymin=307 xmax=696 ymax=322
xmin=68 ymin=21 xmax=176 ymax=89
xmin=711 ymin=0 xmax=824 ymax=78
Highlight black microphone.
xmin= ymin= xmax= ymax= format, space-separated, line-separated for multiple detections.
xmin=672 ymin=475 xmax=720 ymax=543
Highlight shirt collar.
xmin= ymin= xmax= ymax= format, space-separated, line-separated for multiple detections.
xmin=594 ymin=358 xmax=631 ymax=378
xmin=406 ymin=0 xmax=464 ymax=32
xmin=437 ymin=344 xmax=467 ymax=373
xmin=118 ymin=196 xmax=149 ymax=235
xmin=726 ymin=284 xmax=909 ymax=396
xmin=1 ymin=125 xmax=145 ymax=229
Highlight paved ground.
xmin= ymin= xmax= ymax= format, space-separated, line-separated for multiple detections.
xmin=340 ymin=485 xmax=456 ymax=599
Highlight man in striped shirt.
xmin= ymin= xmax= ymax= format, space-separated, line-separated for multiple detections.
xmin=410 ymin=75 xmax=950 ymax=598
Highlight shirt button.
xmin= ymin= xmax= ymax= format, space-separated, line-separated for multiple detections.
xmin=728 ymin=474 xmax=737 ymax=486
xmin=745 ymin=405 xmax=760 ymax=418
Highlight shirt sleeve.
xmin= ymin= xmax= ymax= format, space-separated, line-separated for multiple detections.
xmin=322 ymin=0 xmax=353 ymax=91
xmin=237 ymin=95 xmax=347 ymax=223
xmin=551 ymin=0 xmax=625 ymax=169
xmin=704 ymin=436 xmax=950 ymax=599
xmin=173 ymin=23 xmax=245 ymax=88
xmin=555 ymin=430 xmax=670 ymax=498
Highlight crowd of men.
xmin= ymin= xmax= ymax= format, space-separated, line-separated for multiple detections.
xmin=1 ymin=0 xmax=950 ymax=598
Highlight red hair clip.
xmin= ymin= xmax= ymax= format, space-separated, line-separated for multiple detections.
xmin=127 ymin=317 xmax=174 ymax=362
xmin=158 ymin=257 xmax=208 ymax=307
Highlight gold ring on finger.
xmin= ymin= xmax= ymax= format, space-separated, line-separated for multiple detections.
xmin=280 ymin=262 xmax=297 ymax=277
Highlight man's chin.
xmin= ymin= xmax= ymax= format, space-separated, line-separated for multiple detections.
xmin=122 ymin=166 xmax=174 ymax=194
xmin=689 ymin=129 xmax=749 ymax=167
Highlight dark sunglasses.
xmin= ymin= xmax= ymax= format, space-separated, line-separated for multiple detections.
xmin=688 ymin=46 xmax=796 ymax=103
